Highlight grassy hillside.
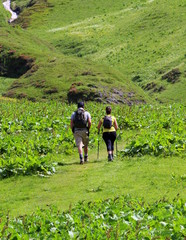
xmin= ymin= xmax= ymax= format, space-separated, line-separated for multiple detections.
xmin=0 ymin=0 xmax=186 ymax=104
xmin=0 ymin=1 xmax=149 ymax=104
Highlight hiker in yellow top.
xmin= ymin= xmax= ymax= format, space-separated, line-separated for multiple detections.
xmin=97 ymin=106 xmax=118 ymax=161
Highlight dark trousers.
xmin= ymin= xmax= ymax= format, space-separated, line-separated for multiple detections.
xmin=102 ymin=131 xmax=116 ymax=151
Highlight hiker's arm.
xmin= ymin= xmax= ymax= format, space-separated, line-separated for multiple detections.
xmin=114 ymin=118 xmax=118 ymax=130
xmin=88 ymin=117 xmax=91 ymax=129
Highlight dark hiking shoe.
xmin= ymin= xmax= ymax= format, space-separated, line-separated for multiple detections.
xmin=80 ymin=160 xmax=84 ymax=164
xmin=108 ymin=154 xmax=113 ymax=162
xmin=84 ymin=156 xmax=88 ymax=163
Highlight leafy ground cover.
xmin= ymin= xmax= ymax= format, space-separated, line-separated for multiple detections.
xmin=118 ymin=105 xmax=186 ymax=157
xmin=0 ymin=195 xmax=185 ymax=239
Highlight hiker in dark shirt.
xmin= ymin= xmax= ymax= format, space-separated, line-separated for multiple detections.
xmin=97 ymin=106 xmax=118 ymax=161
xmin=70 ymin=102 xmax=91 ymax=164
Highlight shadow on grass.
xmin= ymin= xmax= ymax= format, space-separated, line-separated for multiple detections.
xmin=57 ymin=159 xmax=106 ymax=166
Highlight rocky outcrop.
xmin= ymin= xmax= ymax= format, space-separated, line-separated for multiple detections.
xmin=67 ymin=82 xmax=146 ymax=105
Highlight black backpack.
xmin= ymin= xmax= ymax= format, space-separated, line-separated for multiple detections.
xmin=103 ymin=116 xmax=112 ymax=129
xmin=74 ymin=109 xmax=87 ymax=128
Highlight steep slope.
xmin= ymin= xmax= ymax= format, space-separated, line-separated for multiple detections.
xmin=28 ymin=0 xmax=185 ymax=104
xmin=1 ymin=0 xmax=185 ymax=104
xmin=0 ymin=1 xmax=149 ymax=104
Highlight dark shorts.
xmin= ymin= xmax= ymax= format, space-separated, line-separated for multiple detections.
xmin=102 ymin=131 xmax=116 ymax=151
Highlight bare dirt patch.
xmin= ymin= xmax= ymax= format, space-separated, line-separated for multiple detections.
xmin=0 ymin=47 xmax=34 ymax=78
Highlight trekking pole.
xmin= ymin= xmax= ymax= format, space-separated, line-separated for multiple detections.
xmin=97 ymin=131 xmax=100 ymax=160
xmin=116 ymin=136 xmax=118 ymax=155
xmin=116 ymin=130 xmax=120 ymax=156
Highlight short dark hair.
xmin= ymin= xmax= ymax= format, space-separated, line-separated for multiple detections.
xmin=106 ymin=106 xmax=111 ymax=114
xmin=78 ymin=102 xmax=84 ymax=108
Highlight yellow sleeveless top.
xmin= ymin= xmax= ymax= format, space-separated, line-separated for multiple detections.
xmin=100 ymin=115 xmax=116 ymax=133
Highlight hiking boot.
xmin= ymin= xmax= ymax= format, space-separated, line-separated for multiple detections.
xmin=108 ymin=154 xmax=113 ymax=162
xmin=84 ymin=156 xmax=88 ymax=163
xmin=80 ymin=160 xmax=84 ymax=164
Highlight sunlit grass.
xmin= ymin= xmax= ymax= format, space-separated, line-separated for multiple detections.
xmin=0 ymin=0 xmax=185 ymax=104
xmin=0 ymin=149 xmax=185 ymax=217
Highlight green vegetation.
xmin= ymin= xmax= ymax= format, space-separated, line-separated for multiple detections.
xmin=0 ymin=0 xmax=185 ymax=104
xmin=0 ymin=100 xmax=185 ymax=214
xmin=0 ymin=100 xmax=185 ymax=238
xmin=0 ymin=1 xmax=186 ymax=238
xmin=0 ymin=100 xmax=185 ymax=179
xmin=1 ymin=152 xmax=185 ymax=215
xmin=0 ymin=0 xmax=148 ymax=104
xmin=1 ymin=196 xmax=185 ymax=239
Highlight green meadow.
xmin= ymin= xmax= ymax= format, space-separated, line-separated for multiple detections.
xmin=0 ymin=0 xmax=186 ymax=238
xmin=0 ymin=100 xmax=185 ymax=238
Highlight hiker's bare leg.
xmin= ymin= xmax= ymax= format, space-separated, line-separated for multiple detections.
xmin=84 ymin=146 xmax=88 ymax=162
xmin=78 ymin=145 xmax=83 ymax=154
xmin=78 ymin=144 xmax=84 ymax=163
xmin=84 ymin=146 xmax=88 ymax=155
